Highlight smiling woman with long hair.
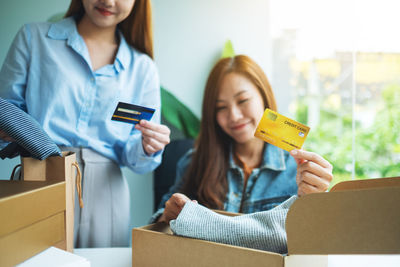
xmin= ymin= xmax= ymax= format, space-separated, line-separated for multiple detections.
xmin=0 ymin=0 xmax=170 ymax=248
xmin=152 ymin=55 xmax=333 ymax=223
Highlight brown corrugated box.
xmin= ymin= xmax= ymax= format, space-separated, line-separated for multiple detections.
xmin=132 ymin=177 xmax=400 ymax=267
xmin=20 ymin=151 xmax=77 ymax=252
xmin=0 ymin=180 xmax=66 ymax=267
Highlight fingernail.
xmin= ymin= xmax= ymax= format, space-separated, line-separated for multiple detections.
xmin=290 ymin=150 xmax=297 ymax=156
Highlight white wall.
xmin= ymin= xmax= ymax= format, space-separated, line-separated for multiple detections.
xmin=0 ymin=0 xmax=70 ymax=64
xmin=152 ymin=0 xmax=272 ymax=118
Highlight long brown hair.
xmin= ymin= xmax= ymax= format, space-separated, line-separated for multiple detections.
xmin=64 ymin=0 xmax=154 ymax=59
xmin=180 ymin=55 xmax=277 ymax=209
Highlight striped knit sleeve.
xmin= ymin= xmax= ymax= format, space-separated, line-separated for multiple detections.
xmin=169 ymin=196 xmax=297 ymax=254
xmin=0 ymin=97 xmax=61 ymax=160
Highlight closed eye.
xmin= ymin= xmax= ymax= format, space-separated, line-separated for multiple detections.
xmin=238 ymin=98 xmax=249 ymax=104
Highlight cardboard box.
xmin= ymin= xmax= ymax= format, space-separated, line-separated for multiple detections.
xmin=21 ymin=151 xmax=77 ymax=252
xmin=132 ymin=177 xmax=400 ymax=267
xmin=0 ymin=180 xmax=67 ymax=267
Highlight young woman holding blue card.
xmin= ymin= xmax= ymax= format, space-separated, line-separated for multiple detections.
xmin=153 ymin=55 xmax=333 ymax=224
xmin=0 ymin=0 xmax=170 ymax=247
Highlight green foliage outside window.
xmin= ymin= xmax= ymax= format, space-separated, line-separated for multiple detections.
xmin=295 ymin=84 xmax=400 ymax=186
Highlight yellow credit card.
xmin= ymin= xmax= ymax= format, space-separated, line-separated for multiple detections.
xmin=254 ymin=109 xmax=310 ymax=151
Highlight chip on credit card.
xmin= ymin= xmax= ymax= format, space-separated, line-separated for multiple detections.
xmin=111 ymin=102 xmax=155 ymax=124
xmin=254 ymin=108 xmax=310 ymax=152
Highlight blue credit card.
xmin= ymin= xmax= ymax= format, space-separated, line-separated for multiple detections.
xmin=111 ymin=102 xmax=155 ymax=124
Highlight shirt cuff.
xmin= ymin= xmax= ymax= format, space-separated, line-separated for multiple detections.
xmin=149 ymin=207 xmax=165 ymax=224
xmin=138 ymin=140 xmax=162 ymax=159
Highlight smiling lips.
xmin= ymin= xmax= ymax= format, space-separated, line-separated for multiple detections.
xmin=231 ymin=123 xmax=248 ymax=131
xmin=96 ymin=7 xmax=113 ymax=16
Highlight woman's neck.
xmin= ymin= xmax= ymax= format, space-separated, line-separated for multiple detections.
xmin=77 ymin=15 xmax=119 ymax=71
xmin=233 ymin=138 xmax=265 ymax=168
xmin=77 ymin=16 xmax=117 ymax=45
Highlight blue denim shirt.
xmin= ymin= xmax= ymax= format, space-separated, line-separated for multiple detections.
xmin=151 ymin=144 xmax=298 ymax=222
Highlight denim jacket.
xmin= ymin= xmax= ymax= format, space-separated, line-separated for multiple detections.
xmin=150 ymin=144 xmax=298 ymax=222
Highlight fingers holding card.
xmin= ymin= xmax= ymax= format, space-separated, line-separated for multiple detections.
xmin=111 ymin=101 xmax=170 ymax=155
xmin=111 ymin=102 xmax=170 ymax=155
xmin=136 ymin=120 xmax=170 ymax=144
xmin=136 ymin=120 xmax=171 ymax=155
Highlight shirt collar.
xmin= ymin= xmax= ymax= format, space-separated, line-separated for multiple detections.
xmin=47 ymin=17 xmax=88 ymax=63
xmin=47 ymin=17 xmax=77 ymax=40
xmin=47 ymin=17 xmax=131 ymax=72
xmin=229 ymin=143 xmax=287 ymax=171
xmin=114 ymin=31 xmax=130 ymax=72
xmin=260 ymin=144 xmax=287 ymax=171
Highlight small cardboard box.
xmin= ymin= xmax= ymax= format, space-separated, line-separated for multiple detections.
xmin=0 ymin=180 xmax=67 ymax=267
xmin=132 ymin=177 xmax=400 ymax=267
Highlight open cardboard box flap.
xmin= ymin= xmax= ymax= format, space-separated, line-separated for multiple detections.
xmin=330 ymin=176 xmax=400 ymax=192
xmin=286 ymin=178 xmax=400 ymax=254
xmin=132 ymin=177 xmax=400 ymax=267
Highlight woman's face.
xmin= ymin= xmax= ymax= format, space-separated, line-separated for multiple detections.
xmin=82 ymin=0 xmax=135 ymax=28
xmin=215 ymin=72 xmax=265 ymax=145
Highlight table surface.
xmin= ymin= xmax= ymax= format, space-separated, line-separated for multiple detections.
xmin=18 ymin=247 xmax=400 ymax=267
xmin=17 ymin=247 xmax=131 ymax=267
xmin=74 ymin=247 xmax=131 ymax=267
